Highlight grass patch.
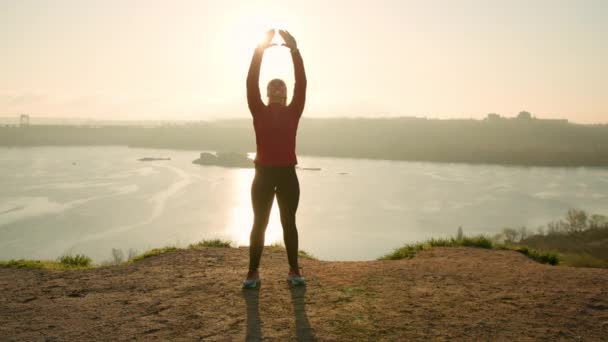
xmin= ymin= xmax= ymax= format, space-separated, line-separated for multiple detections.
xmin=335 ymin=286 xmax=365 ymax=304
xmin=380 ymin=235 xmax=494 ymax=260
xmin=188 ymin=239 xmax=232 ymax=249
xmin=1 ymin=237 xmax=237 ymax=269
xmin=0 ymin=254 xmax=93 ymax=270
xmin=380 ymin=235 xmax=560 ymax=266
xmin=560 ymin=253 xmax=608 ymax=268
xmin=379 ymin=242 xmax=427 ymax=260
xmin=340 ymin=286 xmax=364 ymax=296
xmin=0 ymin=259 xmax=65 ymax=270
xmin=267 ymin=243 xmax=317 ymax=260
xmin=131 ymin=246 xmax=178 ymax=262
xmin=298 ymin=249 xmax=317 ymax=260
xmin=268 ymin=242 xmax=285 ymax=249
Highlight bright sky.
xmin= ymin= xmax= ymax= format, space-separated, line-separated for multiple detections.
xmin=1 ymin=0 xmax=607 ymax=123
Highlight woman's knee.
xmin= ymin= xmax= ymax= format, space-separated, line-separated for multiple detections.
xmin=252 ymin=217 xmax=270 ymax=231
xmin=280 ymin=217 xmax=297 ymax=231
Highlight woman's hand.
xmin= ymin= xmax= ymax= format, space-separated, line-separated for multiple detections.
xmin=258 ymin=29 xmax=276 ymax=50
xmin=279 ymin=30 xmax=297 ymax=50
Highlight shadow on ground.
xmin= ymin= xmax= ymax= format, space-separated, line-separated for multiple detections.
xmin=243 ymin=284 xmax=316 ymax=341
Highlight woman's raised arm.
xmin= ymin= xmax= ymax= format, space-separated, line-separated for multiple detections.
xmin=246 ymin=29 xmax=275 ymax=115
xmin=279 ymin=30 xmax=307 ymax=117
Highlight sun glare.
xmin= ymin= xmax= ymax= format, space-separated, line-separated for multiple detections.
xmin=225 ymin=2 xmax=291 ymax=49
xmin=223 ymin=2 xmax=297 ymax=100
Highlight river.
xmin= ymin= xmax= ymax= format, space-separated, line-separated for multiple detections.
xmin=1 ymin=146 xmax=607 ymax=262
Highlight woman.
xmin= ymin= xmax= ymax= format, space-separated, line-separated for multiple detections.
xmin=243 ymin=29 xmax=307 ymax=288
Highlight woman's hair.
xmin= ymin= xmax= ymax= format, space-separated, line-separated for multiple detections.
xmin=266 ymin=78 xmax=287 ymax=105
xmin=267 ymin=78 xmax=287 ymax=97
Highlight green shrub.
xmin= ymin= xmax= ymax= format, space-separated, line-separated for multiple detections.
xmin=188 ymin=239 xmax=232 ymax=249
xmin=58 ymin=254 xmax=92 ymax=268
xmin=460 ymin=236 xmax=493 ymax=249
xmin=426 ymin=236 xmax=493 ymax=249
xmin=513 ymin=247 xmax=559 ymax=265
xmin=426 ymin=238 xmax=453 ymax=247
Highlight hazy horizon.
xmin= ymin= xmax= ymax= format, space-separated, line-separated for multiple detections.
xmin=2 ymin=0 xmax=607 ymax=123
xmin=0 ymin=112 xmax=601 ymax=126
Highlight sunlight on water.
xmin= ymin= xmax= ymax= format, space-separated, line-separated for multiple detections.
xmin=2 ymin=147 xmax=608 ymax=262
xmin=227 ymin=168 xmax=283 ymax=246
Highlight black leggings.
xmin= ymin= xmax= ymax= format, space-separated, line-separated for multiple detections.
xmin=249 ymin=165 xmax=300 ymax=271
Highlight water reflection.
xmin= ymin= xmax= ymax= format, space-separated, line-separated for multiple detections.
xmin=3 ymin=146 xmax=608 ymax=262
xmin=227 ymin=168 xmax=283 ymax=246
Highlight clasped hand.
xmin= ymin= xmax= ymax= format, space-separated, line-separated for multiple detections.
xmin=258 ymin=29 xmax=297 ymax=51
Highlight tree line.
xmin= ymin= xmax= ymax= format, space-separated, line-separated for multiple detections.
xmin=494 ymin=209 xmax=608 ymax=267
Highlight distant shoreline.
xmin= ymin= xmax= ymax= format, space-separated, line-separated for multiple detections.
xmin=2 ymin=117 xmax=608 ymax=167
xmin=6 ymin=145 xmax=607 ymax=170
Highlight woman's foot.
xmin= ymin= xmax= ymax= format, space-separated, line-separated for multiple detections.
xmin=243 ymin=270 xmax=260 ymax=289
xmin=287 ymin=267 xmax=305 ymax=286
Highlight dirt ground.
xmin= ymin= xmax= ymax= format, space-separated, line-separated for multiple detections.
xmin=1 ymin=247 xmax=607 ymax=341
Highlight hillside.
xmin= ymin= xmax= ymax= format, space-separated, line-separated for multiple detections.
xmin=1 ymin=247 xmax=607 ymax=340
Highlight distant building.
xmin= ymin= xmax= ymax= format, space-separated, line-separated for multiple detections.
xmin=486 ymin=113 xmax=501 ymax=121
xmin=19 ymin=114 xmax=30 ymax=127
xmin=517 ymin=111 xmax=532 ymax=120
